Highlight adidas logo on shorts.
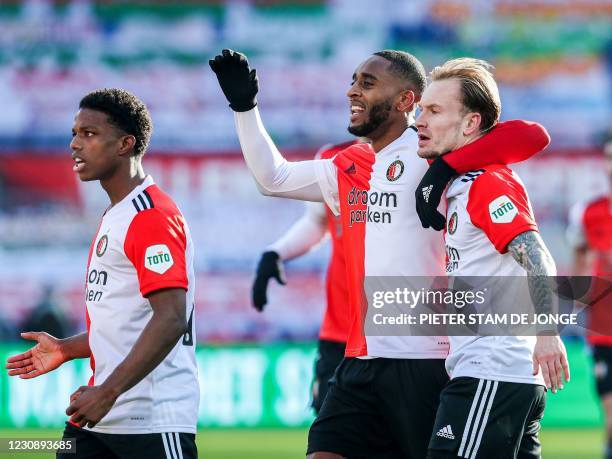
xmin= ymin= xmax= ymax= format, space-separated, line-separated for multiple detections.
xmin=436 ymin=425 xmax=455 ymax=440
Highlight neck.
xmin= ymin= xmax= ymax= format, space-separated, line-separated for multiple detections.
xmin=454 ymin=131 xmax=485 ymax=151
xmin=101 ymin=159 xmax=146 ymax=206
xmin=370 ymin=115 xmax=414 ymax=153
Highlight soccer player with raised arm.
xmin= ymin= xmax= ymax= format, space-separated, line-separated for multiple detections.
xmin=5 ymin=89 xmax=199 ymax=459
xmin=567 ymin=138 xmax=612 ymax=459
xmin=252 ymin=140 xmax=357 ymax=413
xmin=210 ymin=49 xmax=550 ymax=458
xmin=415 ymin=58 xmax=569 ymax=459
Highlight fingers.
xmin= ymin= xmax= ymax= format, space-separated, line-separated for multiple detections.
xmin=252 ymin=277 xmax=269 ymax=312
xmin=553 ymin=358 xmax=564 ymax=390
xmin=547 ymin=357 xmax=560 ymax=393
xmin=430 ymin=211 xmax=446 ymax=231
xmin=539 ymin=359 xmax=552 ymax=392
xmin=6 ymin=357 xmax=33 ymax=373
xmin=19 ymin=369 xmax=42 ymax=380
xmin=66 ymin=402 xmax=78 ymax=417
xmin=6 ymin=350 xmax=32 ymax=365
xmin=532 ymin=355 xmax=539 ymax=376
xmin=561 ymin=352 xmax=571 ymax=382
xmin=274 ymin=271 xmax=287 ymax=286
xmin=20 ymin=332 xmax=41 ymax=342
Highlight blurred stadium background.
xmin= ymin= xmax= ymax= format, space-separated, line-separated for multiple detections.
xmin=0 ymin=0 xmax=610 ymax=458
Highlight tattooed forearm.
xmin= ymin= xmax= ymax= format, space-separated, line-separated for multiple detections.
xmin=508 ymin=231 xmax=557 ymax=317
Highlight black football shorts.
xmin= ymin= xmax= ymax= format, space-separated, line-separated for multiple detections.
xmin=307 ymin=357 xmax=449 ymax=458
xmin=427 ymin=377 xmax=546 ymax=459
xmin=56 ymin=422 xmax=197 ymax=459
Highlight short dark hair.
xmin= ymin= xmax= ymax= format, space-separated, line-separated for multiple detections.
xmin=79 ymin=88 xmax=153 ymax=157
xmin=373 ymin=50 xmax=427 ymax=97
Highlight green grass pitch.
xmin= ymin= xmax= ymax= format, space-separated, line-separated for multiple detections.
xmin=0 ymin=428 xmax=603 ymax=458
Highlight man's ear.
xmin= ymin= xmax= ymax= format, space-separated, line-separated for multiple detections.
xmin=118 ymin=135 xmax=137 ymax=157
xmin=462 ymin=112 xmax=482 ymax=137
xmin=396 ymin=89 xmax=416 ymax=113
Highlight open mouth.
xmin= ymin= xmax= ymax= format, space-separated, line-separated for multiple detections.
xmin=417 ymin=133 xmax=430 ymax=147
xmin=350 ymin=103 xmax=366 ymax=123
xmin=73 ymin=157 xmax=86 ymax=173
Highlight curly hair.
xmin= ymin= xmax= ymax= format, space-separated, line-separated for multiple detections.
xmin=79 ymin=88 xmax=153 ymax=157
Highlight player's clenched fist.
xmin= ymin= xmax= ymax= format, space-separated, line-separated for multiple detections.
xmin=209 ymin=49 xmax=259 ymax=112
xmin=5 ymin=331 xmax=67 ymax=379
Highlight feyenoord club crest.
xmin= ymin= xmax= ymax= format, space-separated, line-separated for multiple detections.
xmin=96 ymin=235 xmax=108 ymax=257
xmin=448 ymin=212 xmax=458 ymax=235
xmin=386 ymin=159 xmax=404 ymax=181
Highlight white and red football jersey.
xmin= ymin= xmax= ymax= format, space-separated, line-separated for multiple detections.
xmin=567 ymin=196 xmax=612 ymax=345
xmin=444 ymin=165 xmax=544 ymax=385
xmin=315 ymin=128 xmax=449 ymax=359
xmin=83 ymin=176 xmax=199 ymax=434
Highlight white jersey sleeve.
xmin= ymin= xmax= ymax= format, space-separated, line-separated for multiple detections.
xmin=234 ymin=108 xmax=338 ymax=209
xmin=268 ymin=201 xmax=329 ymax=260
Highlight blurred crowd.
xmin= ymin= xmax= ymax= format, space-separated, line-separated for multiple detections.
xmin=0 ymin=0 xmax=610 ymax=343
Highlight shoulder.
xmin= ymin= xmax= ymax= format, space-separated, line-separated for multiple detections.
xmin=125 ymin=186 xmax=186 ymax=241
xmin=467 ymin=165 xmax=527 ymax=199
xmin=316 ymin=140 xmax=359 ymax=160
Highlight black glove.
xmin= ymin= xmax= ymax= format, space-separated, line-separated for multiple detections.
xmin=252 ymin=251 xmax=286 ymax=312
xmin=415 ymin=156 xmax=457 ymax=231
xmin=209 ymin=49 xmax=258 ymax=112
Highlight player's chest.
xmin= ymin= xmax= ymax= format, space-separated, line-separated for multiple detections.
xmin=86 ymin=221 xmax=134 ymax=297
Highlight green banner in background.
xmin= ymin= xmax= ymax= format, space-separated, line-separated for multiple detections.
xmin=0 ymin=341 xmax=602 ymax=429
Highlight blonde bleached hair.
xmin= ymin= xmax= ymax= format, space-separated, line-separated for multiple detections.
xmin=430 ymin=58 xmax=501 ymax=133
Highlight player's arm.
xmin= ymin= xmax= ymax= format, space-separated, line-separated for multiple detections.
xmin=253 ymin=202 xmax=328 ymax=311
xmin=210 ymin=49 xmax=330 ymax=203
xmin=5 ymin=331 xmax=90 ymax=379
xmin=66 ymin=288 xmax=188 ymax=428
xmin=507 ymin=231 xmax=570 ymax=393
xmin=416 ymin=120 xmax=551 ymax=230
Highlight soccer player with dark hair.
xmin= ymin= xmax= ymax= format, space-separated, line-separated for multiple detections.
xmin=416 ymin=58 xmax=569 ymax=459
xmin=5 ymin=88 xmax=199 ymax=459
xmin=211 ymin=49 xmax=550 ymax=458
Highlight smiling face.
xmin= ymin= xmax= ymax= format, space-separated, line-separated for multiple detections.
xmin=415 ymin=79 xmax=478 ymax=159
xmin=70 ymin=108 xmax=128 ymax=182
xmin=346 ymin=55 xmax=412 ymax=141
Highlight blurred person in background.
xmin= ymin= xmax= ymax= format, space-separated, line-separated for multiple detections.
xmin=252 ymin=139 xmax=357 ymax=414
xmin=211 ymin=48 xmax=550 ymax=459
xmin=568 ymin=136 xmax=612 ymax=459
xmin=20 ymin=285 xmax=70 ymax=339
xmin=5 ymin=89 xmax=199 ymax=459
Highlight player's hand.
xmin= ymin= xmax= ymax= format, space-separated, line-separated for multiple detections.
xmin=66 ymin=385 xmax=118 ymax=429
xmin=415 ymin=156 xmax=457 ymax=231
xmin=5 ymin=332 xmax=67 ymax=379
xmin=252 ymin=251 xmax=286 ymax=312
xmin=209 ymin=49 xmax=259 ymax=112
xmin=533 ymin=334 xmax=570 ymax=393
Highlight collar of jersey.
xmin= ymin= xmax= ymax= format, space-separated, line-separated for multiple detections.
xmin=104 ymin=175 xmax=155 ymax=217
xmin=376 ymin=126 xmax=416 ymax=158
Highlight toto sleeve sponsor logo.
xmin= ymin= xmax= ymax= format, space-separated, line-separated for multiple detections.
xmin=488 ymin=195 xmax=518 ymax=223
xmin=144 ymin=244 xmax=174 ymax=274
